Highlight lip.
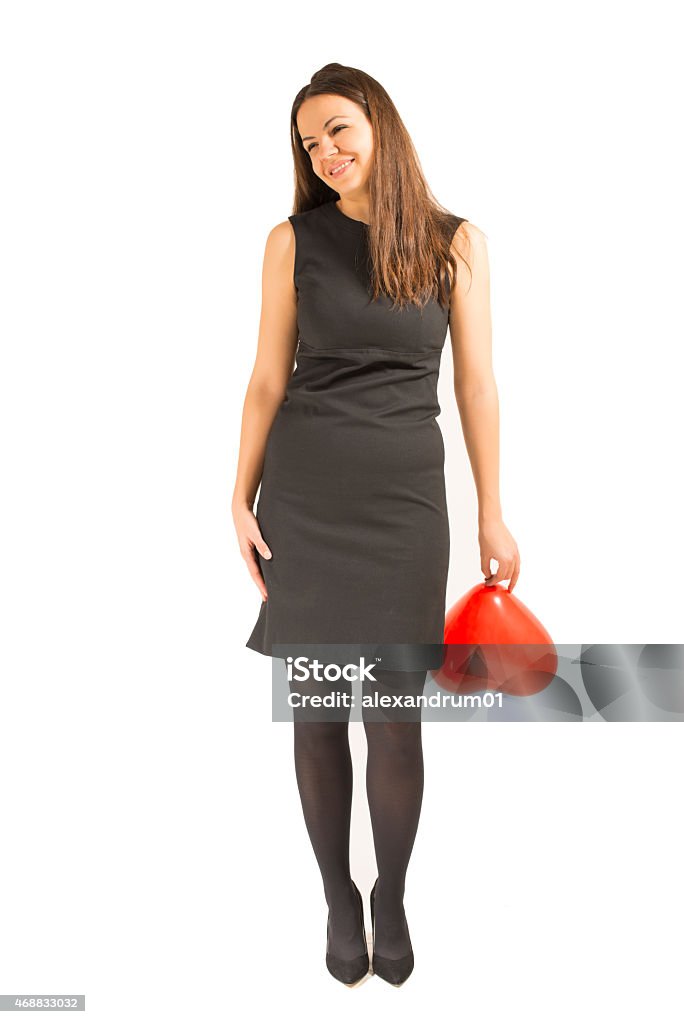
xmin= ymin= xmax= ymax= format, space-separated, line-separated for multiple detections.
xmin=327 ymin=158 xmax=355 ymax=178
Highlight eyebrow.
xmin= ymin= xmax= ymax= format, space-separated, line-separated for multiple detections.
xmin=300 ymin=115 xmax=349 ymax=143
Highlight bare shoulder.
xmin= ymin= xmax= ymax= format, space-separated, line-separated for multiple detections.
xmin=450 ymin=218 xmax=487 ymax=258
xmin=449 ymin=220 xmax=489 ymax=292
xmin=265 ymin=218 xmax=296 ymax=255
xmin=261 ymin=219 xmax=296 ymax=291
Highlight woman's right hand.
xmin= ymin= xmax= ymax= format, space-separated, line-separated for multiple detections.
xmin=233 ymin=502 xmax=272 ymax=602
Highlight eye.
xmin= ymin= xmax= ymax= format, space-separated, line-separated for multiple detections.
xmin=307 ymin=124 xmax=347 ymax=154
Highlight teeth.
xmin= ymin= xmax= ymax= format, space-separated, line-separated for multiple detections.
xmin=330 ymin=159 xmax=352 ymax=176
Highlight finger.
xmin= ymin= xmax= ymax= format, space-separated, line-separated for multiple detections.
xmin=241 ymin=541 xmax=269 ymax=600
xmin=497 ymin=558 xmax=515 ymax=584
xmin=252 ymin=533 xmax=272 ymax=560
xmin=246 ymin=556 xmax=268 ymax=601
xmin=508 ymin=556 xmax=521 ymax=593
xmin=239 ymin=537 xmax=269 ymax=566
xmin=486 ymin=559 xmax=511 ymax=586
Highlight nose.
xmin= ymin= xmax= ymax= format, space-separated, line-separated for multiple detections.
xmin=319 ymin=136 xmax=340 ymax=161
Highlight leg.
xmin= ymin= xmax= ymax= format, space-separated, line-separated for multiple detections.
xmin=362 ymin=667 xmax=427 ymax=958
xmin=291 ymin=672 xmax=367 ymax=960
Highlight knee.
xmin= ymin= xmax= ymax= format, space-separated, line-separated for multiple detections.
xmin=363 ymin=720 xmax=422 ymax=757
xmin=293 ymin=720 xmax=350 ymax=752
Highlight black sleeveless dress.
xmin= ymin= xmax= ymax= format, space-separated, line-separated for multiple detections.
xmin=246 ymin=199 xmax=466 ymax=668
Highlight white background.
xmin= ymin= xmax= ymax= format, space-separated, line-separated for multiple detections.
xmin=1 ymin=1 xmax=682 ymax=1021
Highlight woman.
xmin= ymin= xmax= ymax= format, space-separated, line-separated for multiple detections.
xmin=232 ymin=63 xmax=520 ymax=986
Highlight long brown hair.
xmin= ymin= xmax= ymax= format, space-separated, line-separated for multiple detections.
xmin=290 ymin=62 xmax=471 ymax=311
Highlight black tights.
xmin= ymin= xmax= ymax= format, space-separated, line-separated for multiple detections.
xmin=292 ymin=667 xmax=426 ymax=960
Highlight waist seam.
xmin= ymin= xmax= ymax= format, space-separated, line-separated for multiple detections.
xmin=297 ymin=341 xmax=442 ymax=356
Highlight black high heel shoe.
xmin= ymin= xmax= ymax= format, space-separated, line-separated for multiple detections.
xmin=370 ymin=877 xmax=414 ymax=986
xmin=325 ymin=880 xmax=369 ymax=985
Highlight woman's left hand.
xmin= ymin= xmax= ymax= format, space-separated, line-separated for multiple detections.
xmin=478 ymin=516 xmax=521 ymax=593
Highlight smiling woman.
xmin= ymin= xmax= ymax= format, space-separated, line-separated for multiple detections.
xmin=288 ymin=71 xmax=468 ymax=309
xmin=232 ymin=60 xmax=518 ymax=989
xmin=299 ymin=107 xmax=375 ymax=226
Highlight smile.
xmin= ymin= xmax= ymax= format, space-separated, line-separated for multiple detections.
xmin=329 ymin=159 xmax=354 ymax=178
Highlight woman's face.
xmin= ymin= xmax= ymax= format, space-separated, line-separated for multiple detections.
xmin=297 ymin=94 xmax=373 ymax=194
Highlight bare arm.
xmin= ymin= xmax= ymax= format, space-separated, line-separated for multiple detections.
xmin=449 ymin=221 xmax=520 ymax=592
xmin=232 ymin=219 xmax=298 ymax=598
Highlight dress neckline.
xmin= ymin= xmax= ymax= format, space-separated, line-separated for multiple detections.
xmin=329 ymin=200 xmax=370 ymax=231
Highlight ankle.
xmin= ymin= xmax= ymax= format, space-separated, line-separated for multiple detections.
xmin=374 ymin=878 xmax=405 ymax=904
xmin=325 ymin=879 xmax=357 ymax=909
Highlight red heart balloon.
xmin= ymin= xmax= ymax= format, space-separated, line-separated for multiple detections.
xmin=432 ymin=583 xmax=557 ymax=697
